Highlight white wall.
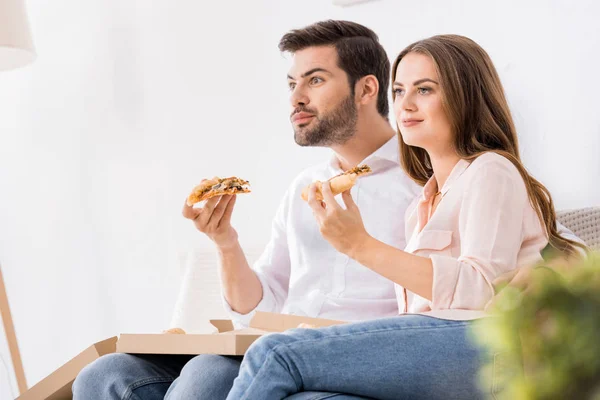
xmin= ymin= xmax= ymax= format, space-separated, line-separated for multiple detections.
xmin=0 ymin=0 xmax=598 ymax=392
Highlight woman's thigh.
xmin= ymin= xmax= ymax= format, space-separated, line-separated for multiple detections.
xmin=239 ymin=315 xmax=488 ymax=400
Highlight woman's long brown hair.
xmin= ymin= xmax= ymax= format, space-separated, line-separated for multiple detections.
xmin=392 ymin=35 xmax=585 ymax=257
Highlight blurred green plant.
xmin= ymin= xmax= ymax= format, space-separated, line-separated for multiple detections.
xmin=471 ymin=252 xmax=600 ymax=400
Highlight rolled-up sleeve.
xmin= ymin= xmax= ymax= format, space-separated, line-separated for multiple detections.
xmin=430 ymin=162 xmax=528 ymax=310
xmin=222 ymin=191 xmax=291 ymax=326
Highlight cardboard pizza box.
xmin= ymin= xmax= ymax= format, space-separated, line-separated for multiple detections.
xmin=116 ymin=311 xmax=345 ymax=355
xmin=17 ymin=336 xmax=117 ymax=400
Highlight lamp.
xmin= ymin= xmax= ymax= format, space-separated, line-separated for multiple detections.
xmin=0 ymin=0 xmax=36 ymax=395
xmin=0 ymin=0 xmax=36 ymax=70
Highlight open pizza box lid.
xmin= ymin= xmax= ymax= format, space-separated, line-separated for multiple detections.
xmin=17 ymin=337 xmax=118 ymax=400
xmin=116 ymin=311 xmax=345 ymax=356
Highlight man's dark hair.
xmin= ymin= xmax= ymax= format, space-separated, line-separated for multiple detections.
xmin=279 ymin=20 xmax=390 ymax=118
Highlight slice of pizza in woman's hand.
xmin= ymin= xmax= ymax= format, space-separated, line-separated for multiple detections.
xmin=301 ymin=164 xmax=372 ymax=201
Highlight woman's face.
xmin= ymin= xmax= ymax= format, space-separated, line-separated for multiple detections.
xmin=393 ymin=52 xmax=454 ymax=155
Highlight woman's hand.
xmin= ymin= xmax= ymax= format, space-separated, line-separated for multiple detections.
xmin=307 ymin=181 xmax=370 ymax=257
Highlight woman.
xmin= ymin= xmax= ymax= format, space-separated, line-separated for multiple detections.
xmin=225 ymin=35 xmax=585 ymax=400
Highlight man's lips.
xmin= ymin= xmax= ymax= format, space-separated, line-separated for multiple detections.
xmin=401 ymin=119 xmax=424 ymax=127
xmin=292 ymin=112 xmax=315 ymax=124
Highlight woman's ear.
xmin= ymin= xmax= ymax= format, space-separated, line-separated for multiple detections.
xmin=355 ymin=75 xmax=380 ymax=107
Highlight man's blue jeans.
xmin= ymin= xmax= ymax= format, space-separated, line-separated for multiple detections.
xmin=227 ymin=315 xmax=499 ymax=399
xmin=73 ymin=315 xmax=499 ymax=399
xmin=72 ymin=353 xmax=368 ymax=399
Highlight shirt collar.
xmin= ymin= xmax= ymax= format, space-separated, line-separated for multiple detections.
xmin=422 ymin=158 xmax=471 ymax=201
xmin=328 ymin=135 xmax=400 ymax=172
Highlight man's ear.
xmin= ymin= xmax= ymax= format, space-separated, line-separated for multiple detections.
xmin=355 ymin=75 xmax=380 ymax=107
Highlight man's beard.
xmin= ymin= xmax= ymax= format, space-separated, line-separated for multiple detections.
xmin=293 ymin=94 xmax=358 ymax=147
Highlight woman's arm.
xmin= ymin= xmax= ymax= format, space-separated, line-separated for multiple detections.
xmin=350 ymin=237 xmax=434 ymax=300
xmin=309 ymin=159 xmax=534 ymax=310
xmin=307 ymin=181 xmax=434 ymax=299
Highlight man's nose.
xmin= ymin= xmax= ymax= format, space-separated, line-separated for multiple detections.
xmin=290 ymin=86 xmax=309 ymax=108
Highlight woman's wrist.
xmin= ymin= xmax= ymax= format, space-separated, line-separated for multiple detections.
xmin=347 ymin=232 xmax=376 ymax=261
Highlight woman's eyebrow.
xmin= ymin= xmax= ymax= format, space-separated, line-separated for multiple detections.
xmin=393 ymin=78 xmax=439 ymax=87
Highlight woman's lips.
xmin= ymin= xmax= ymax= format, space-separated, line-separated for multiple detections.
xmin=401 ymin=119 xmax=423 ymax=127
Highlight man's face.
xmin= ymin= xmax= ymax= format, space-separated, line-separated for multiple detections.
xmin=287 ymin=46 xmax=357 ymax=147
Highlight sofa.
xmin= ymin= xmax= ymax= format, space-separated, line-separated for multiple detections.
xmin=556 ymin=207 xmax=600 ymax=251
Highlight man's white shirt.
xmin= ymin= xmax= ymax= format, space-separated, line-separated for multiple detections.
xmin=223 ymin=136 xmax=421 ymax=326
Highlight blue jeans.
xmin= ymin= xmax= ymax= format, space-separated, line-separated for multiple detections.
xmin=72 ymin=352 xmax=368 ymax=399
xmin=227 ymin=315 xmax=496 ymax=400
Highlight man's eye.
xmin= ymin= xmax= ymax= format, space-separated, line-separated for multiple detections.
xmin=310 ymin=77 xmax=323 ymax=84
xmin=288 ymin=83 xmax=296 ymax=91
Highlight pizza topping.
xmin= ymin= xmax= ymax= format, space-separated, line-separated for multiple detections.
xmin=196 ymin=177 xmax=249 ymax=196
xmin=330 ymin=164 xmax=372 ymax=181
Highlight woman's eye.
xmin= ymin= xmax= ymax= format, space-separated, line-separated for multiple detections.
xmin=418 ymin=87 xmax=431 ymax=95
xmin=393 ymin=88 xmax=404 ymax=96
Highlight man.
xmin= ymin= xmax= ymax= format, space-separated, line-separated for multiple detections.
xmin=73 ymin=20 xmax=580 ymax=399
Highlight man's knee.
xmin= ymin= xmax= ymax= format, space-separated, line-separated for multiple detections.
xmin=166 ymin=354 xmax=241 ymax=399
xmin=73 ymin=353 xmax=137 ymax=399
xmin=245 ymin=331 xmax=302 ymax=361
xmin=180 ymin=354 xmax=240 ymax=381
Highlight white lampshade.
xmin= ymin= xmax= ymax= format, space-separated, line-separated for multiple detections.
xmin=0 ymin=0 xmax=36 ymax=71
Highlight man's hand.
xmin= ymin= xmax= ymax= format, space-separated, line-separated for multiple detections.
xmin=307 ymin=181 xmax=369 ymax=257
xmin=182 ymin=184 xmax=239 ymax=250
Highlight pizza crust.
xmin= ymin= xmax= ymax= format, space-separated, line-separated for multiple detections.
xmin=301 ymin=164 xmax=371 ymax=202
xmin=164 ymin=327 xmax=186 ymax=334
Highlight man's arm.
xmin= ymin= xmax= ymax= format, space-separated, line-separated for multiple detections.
xmin=221 ymin=190 xmax=293 ymax=322
xmin=218 ymin=241 xmax=262 ymax=314
xmin=182 ymin=192 xmax=262 ymax=314
xmin=182 ymin=185 xmax=292 ymax=324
